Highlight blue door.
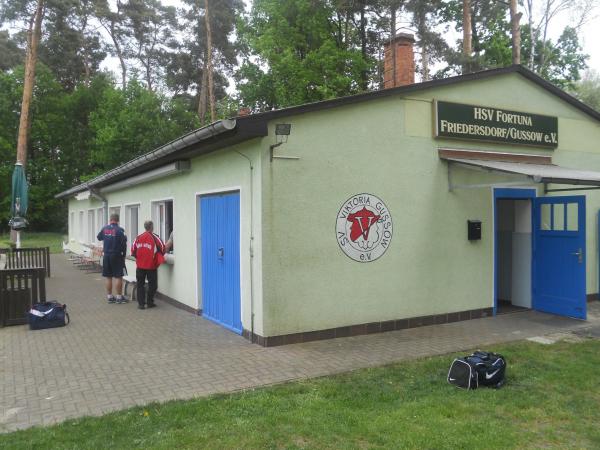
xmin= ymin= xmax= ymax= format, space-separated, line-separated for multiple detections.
xmin=200 ymin=192 xmax=242 ymax=333
xmin=533 ymin=196 xmax=586 ymax=319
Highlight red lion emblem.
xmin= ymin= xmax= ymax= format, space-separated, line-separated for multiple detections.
xmin=347 ymin=207 xmax=380 ymax=242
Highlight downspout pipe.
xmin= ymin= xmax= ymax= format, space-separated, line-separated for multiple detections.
xmin=235 ymin=150 xmax=255 ymax=343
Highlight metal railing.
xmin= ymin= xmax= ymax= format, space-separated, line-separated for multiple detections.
xmin=4 ymin=247 xmax=51 ymax=277
xmin=0 ymin=267 xmax=46 ymax=327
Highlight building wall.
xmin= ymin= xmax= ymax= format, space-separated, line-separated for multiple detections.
xmin=260 ymin=72 xmax=600 ymax=336
xmin=67 ymin=141 xmax=266 ymax=335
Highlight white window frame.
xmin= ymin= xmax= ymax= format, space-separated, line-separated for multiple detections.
xmin=69 ymin=212 xmax=75 ymax=240
xmin=108 ymin=205 xmax=122 ymax=223
xmin=87 ymin=209 xmax=96 ymax=244
xmin=151 ymin=198 xmax=174 ymax=242
xmin=96 ymin=207 xmax=104 ymax=237
xmin=125 ymin=203 xmax=141 ymax=245
xmin=78 ymin=211 xmax=85 ymax=242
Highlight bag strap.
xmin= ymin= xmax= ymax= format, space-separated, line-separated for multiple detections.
xmin=150 ymin=233 xmax=164 ymax=255
xmin=61 ymin=303 xmax=70 ymax=325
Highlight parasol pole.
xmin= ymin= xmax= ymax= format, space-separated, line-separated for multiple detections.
xmin=15 ymin=192 xmax=21 ymax=249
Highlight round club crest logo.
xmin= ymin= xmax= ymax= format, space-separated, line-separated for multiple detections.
xmin=336 ymin=193 xmax=393 ymax=263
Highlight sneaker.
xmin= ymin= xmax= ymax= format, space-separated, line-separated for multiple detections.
xmin=138 ymin=304 xmax=145 ymax=310
xmin=116 ymin=296 xmax=128 ymax=304
xmin=107 ymin=296 xmax=116 ymax=304
xmin=147 ymin=302 xmax=156 ymax=309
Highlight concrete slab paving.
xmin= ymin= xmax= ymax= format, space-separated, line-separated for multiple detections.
xmin=1 ymin=254 xmax=599 ymax=432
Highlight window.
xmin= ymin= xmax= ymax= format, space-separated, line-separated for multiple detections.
xmin=541 ymin=204 xmax=551 ymax=230
xmin=69 ymin=212 xmax=75 ymax=239
xmin=151 ymin=200 xmax=173 ymax=242
xmin=125 ymin=204 xmax=140 ymax=240
xmin=96 ymin=207 xmax=104 ymax=234
xmin=540 ymin=202 xmax=579 ymax=232
xmin=553 ymin=204 xmax=564 ymax=231
xmin=78 ymin=211 xmax=84 ymax=241
xmin=566 ymin=203 xmax=578 ymax=231
xmin=108 ymin=206 xmax=121 ymax=223
xmin=87 ymin=210 xmax=96 ymax=243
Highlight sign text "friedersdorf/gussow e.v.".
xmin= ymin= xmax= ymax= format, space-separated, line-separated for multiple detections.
xmin=434 ymin=100 xmax=558 ymax=149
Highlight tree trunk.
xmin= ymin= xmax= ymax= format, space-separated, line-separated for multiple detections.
xmin=83 ymin=54 xmax=91 ymax=87
xmin=391 ymin=7 xmax=396 ymax=87
xmin=80 ymin=14 xmax=91 ymax=87
xmin=462 ymin=0 xmax=472 ymax=74
xmin=198 ymin=61 xmax=208 ymax=122
xmin=108 ymin=20 xmax=127 ymax=90
xmin=527 ymin=0 xmax=534 ymax=69
xmin=540 ymin=0 xmax=551 ymax=70
xmin=359 ymin=1 xmax=367 ymax=90
xmin=510 ymin=0 xmax=521 ymax=65
xmin=145 ymin=57 xmax=153 ymax=92
xmin=416 ymin=7 xmax=429 ymax=81
xmin=204 ymin=0 xmax=216 ymax=122
xmin=16 ymin=0 xmax=45 ymax=167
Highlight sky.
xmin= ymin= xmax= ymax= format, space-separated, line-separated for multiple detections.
xmin=107 ymin=0 xmax=600 ymax=88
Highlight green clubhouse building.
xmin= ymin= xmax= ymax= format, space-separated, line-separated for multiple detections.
xmin=58 ymin=36 xmax=600 ymax=345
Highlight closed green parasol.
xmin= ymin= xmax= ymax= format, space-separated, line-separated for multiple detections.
xmin=11 ymin=163 xmax=28 ymax=217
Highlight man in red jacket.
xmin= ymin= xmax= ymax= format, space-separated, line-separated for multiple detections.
xmin=131 ymin=220 xmax=166 ymax=310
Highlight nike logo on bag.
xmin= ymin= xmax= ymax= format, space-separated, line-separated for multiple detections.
xmin=485 ymin=369 xmax=500 ymax=379
xmin=449 ymin=378 xmax=456 ymax=381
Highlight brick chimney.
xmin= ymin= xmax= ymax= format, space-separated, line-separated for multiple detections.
xmin=237 ymin=107 xmax=251 ymax=117
xmin=383 ymin=33 xmax=415 ymax=88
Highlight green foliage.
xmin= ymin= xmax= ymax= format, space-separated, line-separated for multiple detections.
xmin=2 ymin=339 xmax=600 ymax=448
xmin=236 ymin=0 xmax=372 ymax=110
xmin=536 ymin=27 xmax=588 ymax=90
xmin=38 ymin=0 xmax=107 ymax=91
xmin=572 ymin=70 xmax=600 ymax=111
xmin=0 ymin=65 xmax=198 ymax=233
xmin=172 ymin=0 xmax=243 ymax=112
xmin=439 ymin=0 xmax=588 ymax=86
xmin=0 ymin=30 xmax=24 ymax=71
xmin=89 ymin=80 xmax=199 ymax=174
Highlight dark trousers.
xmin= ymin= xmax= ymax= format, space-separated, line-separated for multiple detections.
xmin=136 ymin=268 xmax=158 ymax=306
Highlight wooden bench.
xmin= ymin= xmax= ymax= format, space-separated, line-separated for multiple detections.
xmin=4 ymin=247 xmax=51 ymax=277
xmin=86 ymin=246 xmax=104 ymax=273
xmin=72 ymin=245 xmax=103 ymax=273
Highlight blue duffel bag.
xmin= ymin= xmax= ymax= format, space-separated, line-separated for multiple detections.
xmin=28 ymin=302 xmax=70 ymax=330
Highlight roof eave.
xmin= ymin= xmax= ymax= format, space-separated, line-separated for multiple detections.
xmin=56 ymin=118 xmax=268 ymax=199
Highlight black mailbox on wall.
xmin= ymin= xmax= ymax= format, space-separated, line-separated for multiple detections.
xmin=468 ymin=220 xmax=482 ymax=241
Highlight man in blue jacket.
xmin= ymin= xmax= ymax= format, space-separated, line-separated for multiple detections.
xmin=97 ymin=213 xmax=128 ymax=304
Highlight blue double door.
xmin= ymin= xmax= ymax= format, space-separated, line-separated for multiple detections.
xmin=200 ymin=191 xmax=242 ymax=334
xmin=533 ymin=196 xmax=586 ymax=320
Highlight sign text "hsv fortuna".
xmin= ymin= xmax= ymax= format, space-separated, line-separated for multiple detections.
xmin=435 ymin=101 xmax=558 ymax=149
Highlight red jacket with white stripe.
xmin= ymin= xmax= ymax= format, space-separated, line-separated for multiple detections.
xmin=131 ymin=232 xmax=165 ymax=270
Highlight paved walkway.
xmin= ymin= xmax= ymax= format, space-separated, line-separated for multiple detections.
xmin=1 ymin=255 xmax=599 ymax=432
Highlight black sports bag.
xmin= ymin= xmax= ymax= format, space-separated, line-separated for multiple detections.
xmin=448 ymin=351 xmax=506 ymax=389
xmin=28 ymin=302 xmax=70 ymax=330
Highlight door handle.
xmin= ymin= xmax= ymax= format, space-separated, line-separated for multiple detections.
xmin=570 ymin=248 xmax=583 ymax=264
xmin=217 ymin=247 xmax=224 ymax=259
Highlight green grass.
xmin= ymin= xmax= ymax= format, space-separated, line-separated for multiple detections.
xmin=0 ymin=232 xmax=64 ymax=254
xmin=2 ymin=339 xmax=600 ymax=449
